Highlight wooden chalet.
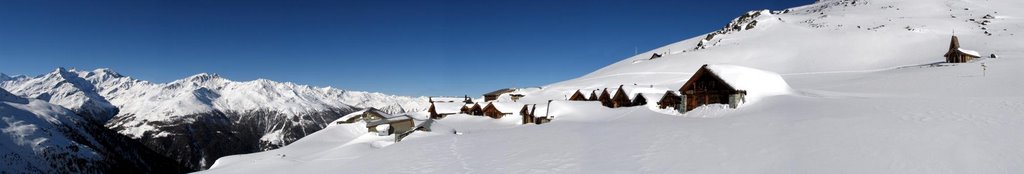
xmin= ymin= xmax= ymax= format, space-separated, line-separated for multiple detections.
xmin=337 ymin=108 xmax=389 ymax=124
xmin=679 ymin=64 xmax=748 ymax=112
xmin=465 ymin=103 xmax=484 ymax=116
xmin=483 ymin=88 xmax=515 ymax=102
xmin=397 ymin=119 xmax=435 ymax=142
xmin=520 ymin=105 xmax=536 ymax=124
xmin=520 ymin=104 xmax=552 ymax=124
xmin=482 ymin=102 xmax=519 ymax=119
xmin=460 ymin=105 xmax=471 ymax=114
xmin=427 ymin=102 xmax=464 ymax=119
xmin=568 ymin=90 xmax=588 ymax=101
xmin=944 ymin=35 xmax=981 ymax=63
xmin=610 ymin=85 xmax=633 ymax=108
xmin=598 ymin=88 xmax=613 ymax=107
xmin=657 ymin=90 xmax=682 ymax=110
xmin=366 ymin=116 xmax=415 ymax=136
xmin=588 ymin=90 xmax=599 ymax=101
xmin=632 ymin=93 xmax=648 ymax=106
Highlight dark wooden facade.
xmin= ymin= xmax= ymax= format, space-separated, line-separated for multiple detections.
xmin=657 ymin=90 xmax=682 ymax=109
xmin=568 ymin=90 xmax=588 ymax=101
xmin=588 ymin=90 xmax=599 ymax=101
xmin=519 ymin=104 xmax=550 ymax=125
xmin=482 ymin=102 xmax=511 ymax=119
xmin=483 ymin=88 xmax=515 ymax=102
xmin=944 ymin=35 xmax=980 ymax=63
xmin=460 ymin=105 xmax=470 ymax=114
xmin=520 ymin=105 xmax=535 ymax=124
xmin=598 ymin=88 xmax=612 ymax=107
xmin=465 ymin=103 xmax=484 ymax=116
xmin=632 ymin=93 xmax=648 ymax=106
xmin=427 ymin=103 xmax=444 ymax=119
xmin=610 ymin=85 xmax=632 ymax=108
xmin=679 ymin=65 xmax=747 ymax=111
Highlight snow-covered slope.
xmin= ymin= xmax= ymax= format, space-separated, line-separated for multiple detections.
xmin=1 ymin=68 xmax=429 ymax=169
xmin=0 ymin=68 xmax=118 ymax=123
xmin=0 ymin=88 xmax=189 ymax=173
xmin=204 ymin=0 xmax=1024 ymax=173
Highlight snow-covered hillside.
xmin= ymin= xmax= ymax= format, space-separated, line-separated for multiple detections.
xmin=203 ymin=0 xmax=1024 ymax=173
xmin=1 ymin=68 xmax=429 ymax=169
xmin=0 ymin=88 xmax=188 ymax=173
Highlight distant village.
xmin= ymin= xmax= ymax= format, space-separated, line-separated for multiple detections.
xmin=336 ymin=34 xmax=991 ymax=143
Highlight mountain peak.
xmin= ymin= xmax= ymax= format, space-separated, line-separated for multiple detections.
xmin=91 ymin=68 xmax=124 ymax=78
xmin=185 ymin=73 xmax=224 ymax=83
xmin=44 ymin=67 xmax=79 ymax=80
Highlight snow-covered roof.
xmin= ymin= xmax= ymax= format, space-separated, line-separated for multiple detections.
xmin=484 ymin=88 xmax=516 ymax=96
xmin=703 ymin=64 xmax=792 ymax=102
xmin=430 ymin=96 xmax=468 ymax=102
xmin=367 ymin=115 xmax=413 ymax=127
xmin=337 ymin=108 xmax=399 ymax=124
xmin=432 ymin=102 xmax=466 ymax=114
xmin=958 ymin=48 xmax=981 ymax=57
xmin=488 ymin=102 xmax=525 ymax=114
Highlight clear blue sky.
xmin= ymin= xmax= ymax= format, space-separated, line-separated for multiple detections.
xmin=0 ymin=0 xmax=810 ymax=96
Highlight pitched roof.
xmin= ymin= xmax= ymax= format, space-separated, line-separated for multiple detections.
xmin=431 ymin=102 xmax=466 ymax=114
xmin=484 ymin=102 xmax=524 ymax=114
xmin=484 ymin=88 xmax=516 ymax=96
xmin=957 ymin=48 xmax=981 ymax=57
xmin=338 ymin=107 xmax=391 ymax=122
xmin=367 ymin=115 xmax=413 ymax=127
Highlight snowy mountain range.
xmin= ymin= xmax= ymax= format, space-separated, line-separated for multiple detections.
xmin=0 ymin=68 xmax=429 ymax=170
xmin=202 ymin=0 xmax=1024 ymax=173
xmin=0 ymin=87 xmax=188 ymax=173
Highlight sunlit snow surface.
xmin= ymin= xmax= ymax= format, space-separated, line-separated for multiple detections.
xmin=205 ymin=0 xmax=1024 ymax=173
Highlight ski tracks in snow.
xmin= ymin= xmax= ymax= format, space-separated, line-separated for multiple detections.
xmin=449 ymin=135 xmax=473 ymax=174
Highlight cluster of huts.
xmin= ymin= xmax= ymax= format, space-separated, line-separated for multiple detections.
xmin=569 ymin=35 xmax=983 ymax=113
xmin=337 ymin=35 xmax=986 ymax=142
xmin=427 ymin=98 xmax=552 ymax=125
xmin=565 ymin=64 xmax=748 ymax=113
xmin=567 ymin=85 xmax=647 ymax=108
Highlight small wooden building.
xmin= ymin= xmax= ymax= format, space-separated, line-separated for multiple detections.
xmin=520 ymin=104 xmax=552 ymax=124
xmin=588 ymin=90 xmax=599 ymax=101
xmin=598 ymin=88 xmax=613 ymax=107
xmin=465 ymin=103 xmax=484 ymax=116
xmin=427 ymin=102 xmax=463 ymax=119
xmin=460 ymin=105 xmax=470 ymax=114
xmin=568 ymin=90 xmax=588 ymax=101
xmin=610 ymin=85 xmax=633 ymax=108
xmin=337 ymin=108 xmax=389 ymax=124
xmin=657 ymin=90 xmax=682 ymax=110
xmin=679 ymin=65 xmax=747 ymax=112
xmin=482 ymin=102 xmax=518 ymax=119
xmin=520 ymin=104 xmax=536 ymax=124
xmin=632 ymin=93 xmax=648 ymax=106
xmin=366 ymin=115 xmax=415 ymax=135
xmin=483 ymin=88 xmax=516 ymax=102
xmin=944 ymin=35 xmax=981 ymax=63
